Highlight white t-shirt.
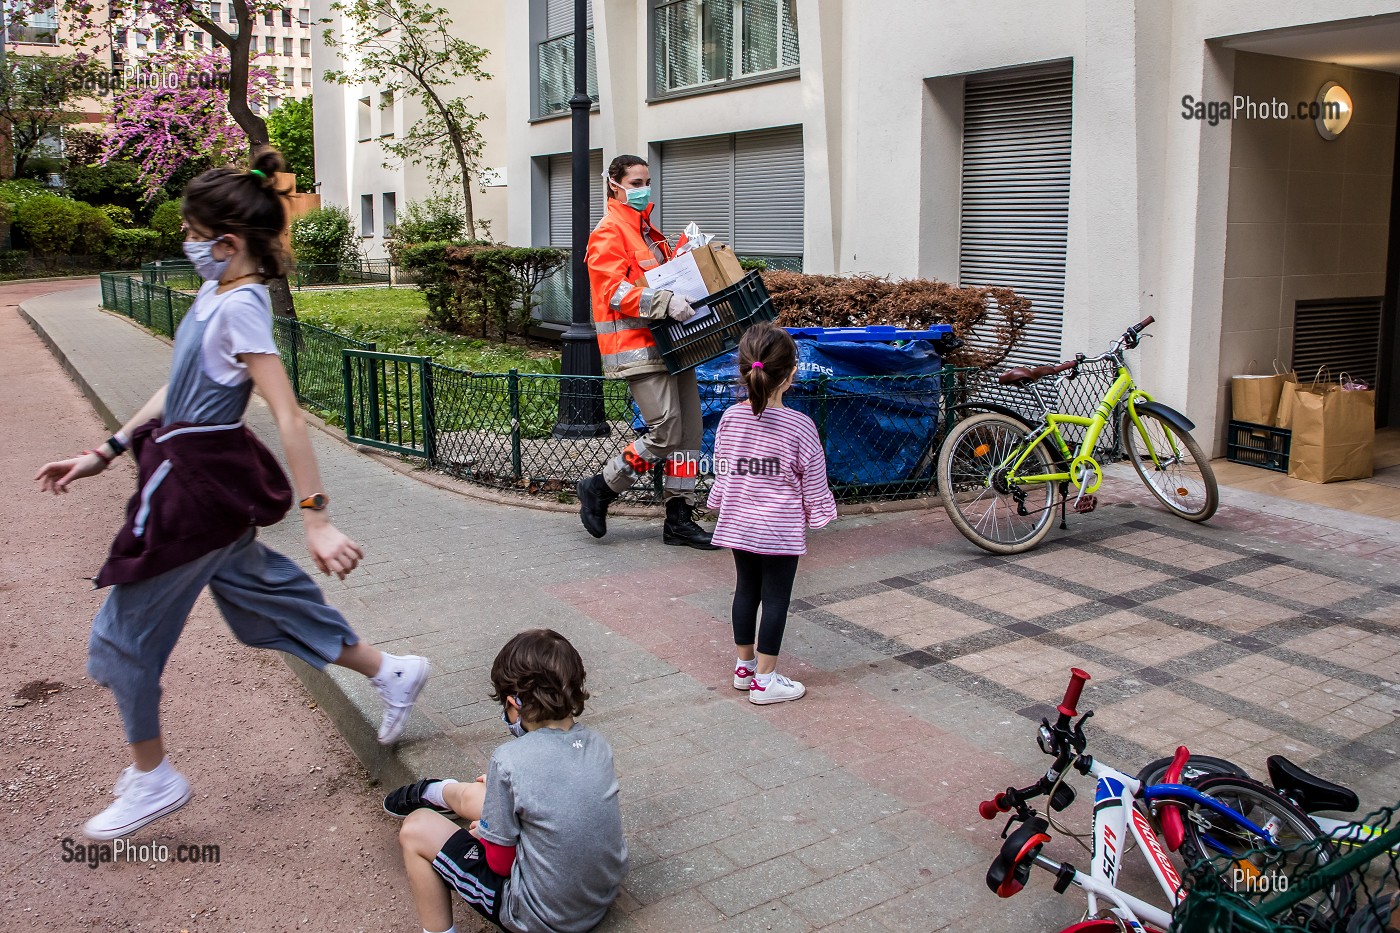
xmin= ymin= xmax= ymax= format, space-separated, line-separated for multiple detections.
xmin=191 ymin=281 xmax=280 ymax=385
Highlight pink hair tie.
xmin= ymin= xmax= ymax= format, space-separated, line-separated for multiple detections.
xmin=751 ymin=361 xmax=764 ymax=370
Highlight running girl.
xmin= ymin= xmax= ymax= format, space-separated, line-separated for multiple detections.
xmin=34 ymin=148 xmax=429 ymax=840
xmin=707 ymin=323 xmax=836 ymax=704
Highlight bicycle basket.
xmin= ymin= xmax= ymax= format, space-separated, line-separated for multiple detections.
xmin=1171 ymin=803 xmax=1400 ymax=932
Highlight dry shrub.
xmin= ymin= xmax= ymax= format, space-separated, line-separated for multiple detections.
xmin=760 ymin=270 xmax=1033 ymax=369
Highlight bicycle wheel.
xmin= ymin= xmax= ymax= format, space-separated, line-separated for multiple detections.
xmin=1136 ymin=755 xmax=1249 ymax=790
xmin=1119 ymin=408 xmax=1218 ymax=522
xmin=937 ymin=412 xmax=1058 ymax=554
xmin=1179 ymin=775 xmax=1350 ymax=927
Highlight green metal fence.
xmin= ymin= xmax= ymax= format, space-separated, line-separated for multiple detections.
xmin=100 ymin=272 xmax=375 ymax=421
xmin=101 ymin=270 xmax=959 ymax=505
xmin=140 ymin=259 xmax=395 ymax=291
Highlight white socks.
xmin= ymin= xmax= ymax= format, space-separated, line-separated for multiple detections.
xmin=421 ymin=779 xmax=459 ymax=810
xmin=737 ymin=657 xmax=756 ymax=671
xmin=140 ymin=758 xmax=175 ymax=781
xmin=755 ymin=671 xmax=775 ymax=687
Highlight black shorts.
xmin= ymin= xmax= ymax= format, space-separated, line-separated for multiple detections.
xmin=431 ymin=829 xmax=508 ymax=926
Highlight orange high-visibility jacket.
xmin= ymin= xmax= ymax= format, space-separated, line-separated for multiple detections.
xmin=586 ymin=198 xmax=682 ymax=379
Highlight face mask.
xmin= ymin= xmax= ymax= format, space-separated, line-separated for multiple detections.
xmin=502 ymin=703 xmax=527 ymax=738
xmin=182 ymin=237 xmax=231 ymax=282
xmin=611 ymin=180 xmax=651 ymax=212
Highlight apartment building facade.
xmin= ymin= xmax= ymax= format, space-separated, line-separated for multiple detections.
xmin=320 ymin=0 xmax=1400 ymax=450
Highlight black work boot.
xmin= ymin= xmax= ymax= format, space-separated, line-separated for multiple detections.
xmin=577 ymin=474 xmax=619 ymax=539
xmin=663 ymin=498 xmax=720 ymax=550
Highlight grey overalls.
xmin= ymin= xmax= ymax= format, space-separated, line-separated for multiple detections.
xmin=87 ymin=285 xmax=359 ymax=745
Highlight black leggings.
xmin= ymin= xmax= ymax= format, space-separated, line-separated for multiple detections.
xmin=731 ymin=549 xmax=801 ymax=657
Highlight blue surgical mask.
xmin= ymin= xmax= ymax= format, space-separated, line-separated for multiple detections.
xmin=182 ymin=237 xmax=231 ymax=282
xmin=502 ymin=703 xmax=527 ymax=738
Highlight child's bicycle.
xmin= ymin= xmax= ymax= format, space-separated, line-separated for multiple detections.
xmin=979 ymin=669 xmax=1349 ymax=932
xmin=936 ymin=316 xmax=1219 ymax=554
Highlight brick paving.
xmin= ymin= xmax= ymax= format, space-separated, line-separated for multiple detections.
xmin=18 ymin=282 xmax=1400 ymax=932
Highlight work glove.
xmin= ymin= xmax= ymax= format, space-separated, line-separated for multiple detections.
xmin=666 ymin=294 xmax=697 ymax=323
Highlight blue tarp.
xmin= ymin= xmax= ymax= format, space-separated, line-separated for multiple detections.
xmin=632 ymin=335 xmax=945 ymax=488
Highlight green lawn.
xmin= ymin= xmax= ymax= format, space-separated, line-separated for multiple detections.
xmin=292 ymin=287 xmax=561 ymax=375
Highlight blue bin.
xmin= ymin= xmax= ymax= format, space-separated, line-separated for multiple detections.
xmin=634 ymin=327 xmax=947 ymax=489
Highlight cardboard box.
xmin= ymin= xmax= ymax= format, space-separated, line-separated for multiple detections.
xmin=644 ymin=243 xmax=746 ymax=304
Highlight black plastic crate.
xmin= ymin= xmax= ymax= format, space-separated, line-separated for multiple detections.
xmin=1226 ymin=419 xmax=1291 ymax=472
xmin=649 ymin=271 xmax=777 ymax=374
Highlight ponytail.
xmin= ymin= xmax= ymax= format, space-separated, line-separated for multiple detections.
xmin=737 ymin=322 xmax=798 ymax=416
xmin=181 ymin=146 xmax=292 ymax=278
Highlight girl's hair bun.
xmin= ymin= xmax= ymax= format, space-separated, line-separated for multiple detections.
xmin=250 ymin=146 xmax=288 ymax=188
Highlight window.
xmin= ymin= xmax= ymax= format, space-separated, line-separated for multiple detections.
xmin=193 ymin=31 xmax=203 ymax=49
xmin=263 ymin=10 xmax=273 ymax=26
xmin=382 ymin=193 xmax=398 ymax=232
xmin=298 ymin=8 xmax=311 ymax=26
xmin=283 ymin=36 xmax=292 ymax=56
xmin=154 ymin=28 xmax=164 ymax=49
xmin=9 ymin=2 xmax=58 ymax=44
xmin=282 ymin=8 xmax=292 ymax=27
xmin=360 ymin=195 xmax=374 ymax=237
xmin=653 ymin=0 xmax=798 ymax=96
xmin=301 ymin=37 xmax=311 ymax=57
xmin=115 ymin=27 xmax=128 ymax=45
xmin=135 ymin=30 xmax=147 ymax=47
xmin=379 ymin=90 xmax=395 ymax=137
xmin=533 ymin=0 xmax=597 ymax=118
xmin=264 ymin=36 xmax=275 ymax=53
xmin=209 ymin=3 xmax=220 ymax=22
xmin=282 ymin=67 xmax=294 ymax=87
xmin=357 ymin=96 xmax=372 ymax=141
xmin=301 ymin=68 xmax=312 ymax=86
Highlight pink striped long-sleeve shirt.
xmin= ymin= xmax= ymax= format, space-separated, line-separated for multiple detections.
xmin=707 ymin=403 xmax=838 ymax=556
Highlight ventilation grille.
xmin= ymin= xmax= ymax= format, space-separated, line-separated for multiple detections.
xmin=1292 ymin=297 xmax=1383 ymax=389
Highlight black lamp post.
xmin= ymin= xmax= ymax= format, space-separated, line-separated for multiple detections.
xmin=552 ymin=0 xmax=608 ymax=439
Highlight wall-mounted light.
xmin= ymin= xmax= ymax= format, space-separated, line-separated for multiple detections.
xmin=1316 ymin=81 xmax=1353 ymax=140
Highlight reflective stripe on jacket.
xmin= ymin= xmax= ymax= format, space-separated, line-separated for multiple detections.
xmin=586 ymin=199 xmax=679 ymax=379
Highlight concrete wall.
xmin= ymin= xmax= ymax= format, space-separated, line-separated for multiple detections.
xmin=1218 ymin=51 xmax=1397 ymax=436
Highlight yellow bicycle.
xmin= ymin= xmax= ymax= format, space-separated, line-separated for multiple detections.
xmin=936 ymin=316 xmax=1218 ymax=554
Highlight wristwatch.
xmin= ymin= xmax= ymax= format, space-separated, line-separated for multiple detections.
xmin=299 ymin=493 xmax=330 ymax=511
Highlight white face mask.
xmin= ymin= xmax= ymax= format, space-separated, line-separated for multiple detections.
xmin=182 ymin=237 xmax=231 ymax=282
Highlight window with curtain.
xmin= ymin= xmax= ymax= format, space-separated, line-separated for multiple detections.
xmin=533 ymin=0 xmax=598 ymax=118
xmin=653 ymin=0 xmax=797 ymax=96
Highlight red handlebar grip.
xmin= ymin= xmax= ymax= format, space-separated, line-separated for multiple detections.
xmin=1133 ymin=315 xmax=1155 ymax=332
xmin=1057 ymin=668 xmax=1090 ymax=718
xmin=979 ymin=794 xmax=1009 ymax=820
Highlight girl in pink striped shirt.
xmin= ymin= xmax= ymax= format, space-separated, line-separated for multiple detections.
xmin=708 ymin=323 xmax=837 ymax=704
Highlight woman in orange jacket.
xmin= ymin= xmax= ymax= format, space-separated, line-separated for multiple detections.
xmin=575 ymin=154 xmax=717 ymax=549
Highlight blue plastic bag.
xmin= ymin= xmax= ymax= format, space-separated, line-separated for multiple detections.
xmin=632 ymin=336 xmax=944 ymax=487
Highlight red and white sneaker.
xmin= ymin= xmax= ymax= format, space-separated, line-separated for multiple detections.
xmin=748 ymin=672 xmax=806 ymax=705
xmin=733 ymin=661 xmax=757 ymax=690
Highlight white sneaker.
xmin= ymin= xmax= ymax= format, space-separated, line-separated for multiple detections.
xmin=112 ymin=763 xmax=138 ymax=797
xmin=748 ymin=672 xmax=806 ymax=705
xmin=733 ymin=662 xmax=757 ymax=691
xmin=84 ymin=764 xmax=192 ymax=840
xmin=371 ymin=654 xmax=430 ymax=744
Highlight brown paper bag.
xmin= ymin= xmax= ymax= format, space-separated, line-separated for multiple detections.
xmin=1286 ymin=380 xmax=1375 ymax=483
xmin=1232 ymin=369 xmax=1293 ymax=426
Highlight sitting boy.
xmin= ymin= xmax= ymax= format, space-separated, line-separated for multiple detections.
xmin=385 ymin=628 xmax=627 ymax=933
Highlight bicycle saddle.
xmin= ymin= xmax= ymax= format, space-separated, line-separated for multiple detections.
xmin=1266 ymin=755 xmax=1360 ymax=814
xmin=998 ymin=359 xmax=1078 ymax=386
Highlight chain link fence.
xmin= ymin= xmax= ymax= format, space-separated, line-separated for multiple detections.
xmin=952 ymin=357 xmax=1126 ymax=459
xmin=140 ymin=259 xmax=395 ymax=291
xmin=101 ymin=271 xmax=979 ymax=506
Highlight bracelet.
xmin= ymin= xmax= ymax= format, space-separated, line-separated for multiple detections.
xmin=105 ymin=434 xmax=128 ymax=457
xmin=85 ymin=448 xmax=113 ymax=465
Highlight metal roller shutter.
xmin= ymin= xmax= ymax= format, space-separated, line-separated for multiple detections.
xmin=1293 ymin=297 xmax=1383 ymax=390
xmin=544 ymin=0 xmax=590 ymax=39
xmin=660 ymin=126 xmax=803 ymax=255
xmin=959 ymin=65 xmax=1073 ymax=364
xmin=735 ymin=126 xmax=804 ymax=254
xmin=547 ymin=150 xmax=605 ymax=247
xmin=658 ymin=134 xmax=734 ymax=243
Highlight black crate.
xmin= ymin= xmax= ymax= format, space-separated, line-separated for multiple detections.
xmin=1226 ymin=419 xmax=1291 ymax=472
xmin=649 ymin=271 xmax=777 ymax=374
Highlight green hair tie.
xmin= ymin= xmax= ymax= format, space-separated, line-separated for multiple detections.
xmin=250 ymin=169 xmax=268 ymax=179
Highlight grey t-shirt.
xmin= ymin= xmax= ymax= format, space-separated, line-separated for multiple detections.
xmin=478 ymin=723 xmax=627 ymax=933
